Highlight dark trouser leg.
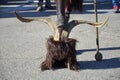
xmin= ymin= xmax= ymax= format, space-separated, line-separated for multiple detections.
xmin=56 ymin=0 xmax=68 ymax=40
xmin=46 ymin=0 xmax=51 ymax=6
xmin=56 ymin=0 xmax=68 ymax=28
xmin=36 ymin=0 xmax=43 ymax=11
xmin=45 ymin=0 xmax=54 ymax=9
xmin=38 ymin=0 xmax=43 ymax=5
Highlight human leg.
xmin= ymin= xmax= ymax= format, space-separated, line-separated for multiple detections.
xmin=45 ymin=0 xmax=54 ymax=9
xmin=112 ymin=0 xmax=119 ymax=12
xmin=36 ymin=0 xmax=43 ymax=11
xmin=112 ymin=0 xmax=119 ymax=6
xmin=56 ymin=0 xmax=68 ymax=40
xmin=56 ymin=0 xmax=68 ymax=28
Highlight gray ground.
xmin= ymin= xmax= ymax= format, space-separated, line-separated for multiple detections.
xmin=0 ymin=0 xmax=120 ymax=80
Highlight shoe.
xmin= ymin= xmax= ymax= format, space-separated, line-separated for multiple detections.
xmin=113 ymin=5 xmax=119 ymax=13
xmin=36 ymin=3 xmax=43 ymax=11
xmin=45 ymin=4 xmax=54 ymax=9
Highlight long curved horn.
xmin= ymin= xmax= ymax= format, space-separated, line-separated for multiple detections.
xmin=14 ymin=11 xmax=60 ymax=41
xmin=14 ymin=11 xmax=57 ymax=32
xmin=61 ymin=17 xmax=109 ymax=39
xmin=73 ymin=17 xmax=109 ymax=28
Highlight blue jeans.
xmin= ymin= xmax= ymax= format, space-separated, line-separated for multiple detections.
xmin=112 ymin=0 xmax=119 ymax=6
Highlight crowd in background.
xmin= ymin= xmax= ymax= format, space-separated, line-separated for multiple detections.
xmin=29 ymin=0 xmax=120 ymax=13
xmin=0 ymin=0 xmax=119 ymax=13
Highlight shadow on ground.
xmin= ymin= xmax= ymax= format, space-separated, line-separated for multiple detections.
xmin=79 ymin=57 xmax=120 ymax=70
xmin=77 ymin=46 xmax=120 ymax=55
xmin=48 ymin=57 xmax=120 ymax=71
xmin=43 ymin=47 xmax=120 ymax=71
xmin=77 ymin=46 xmax=120 ymax=70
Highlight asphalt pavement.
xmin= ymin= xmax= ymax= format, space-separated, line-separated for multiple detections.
xmin=0 ymin=0 xmax=120 ymax=80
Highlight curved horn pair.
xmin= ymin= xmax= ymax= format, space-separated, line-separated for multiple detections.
xmin=14 ymin=11 xmax=108 ymax=41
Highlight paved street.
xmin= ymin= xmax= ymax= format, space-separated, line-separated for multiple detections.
xmin=0 ymin=0 xmax=120 ymax=80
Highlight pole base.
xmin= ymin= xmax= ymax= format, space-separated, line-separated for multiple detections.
xmin=95 ymin=51 xmax=103 ymax=61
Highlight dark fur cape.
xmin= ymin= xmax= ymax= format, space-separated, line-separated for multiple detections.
xmin=41 ymin=37 xmax=79 ymax=71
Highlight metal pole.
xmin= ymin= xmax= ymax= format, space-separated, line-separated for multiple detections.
xmin=94 ymin=0 xmax=99 ymax=53
xmin=94 ymin=0 xmax=103 ymax=61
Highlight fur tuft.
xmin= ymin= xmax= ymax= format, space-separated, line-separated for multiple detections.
xmin=41 ymin=36 xmax=79 ymax=71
